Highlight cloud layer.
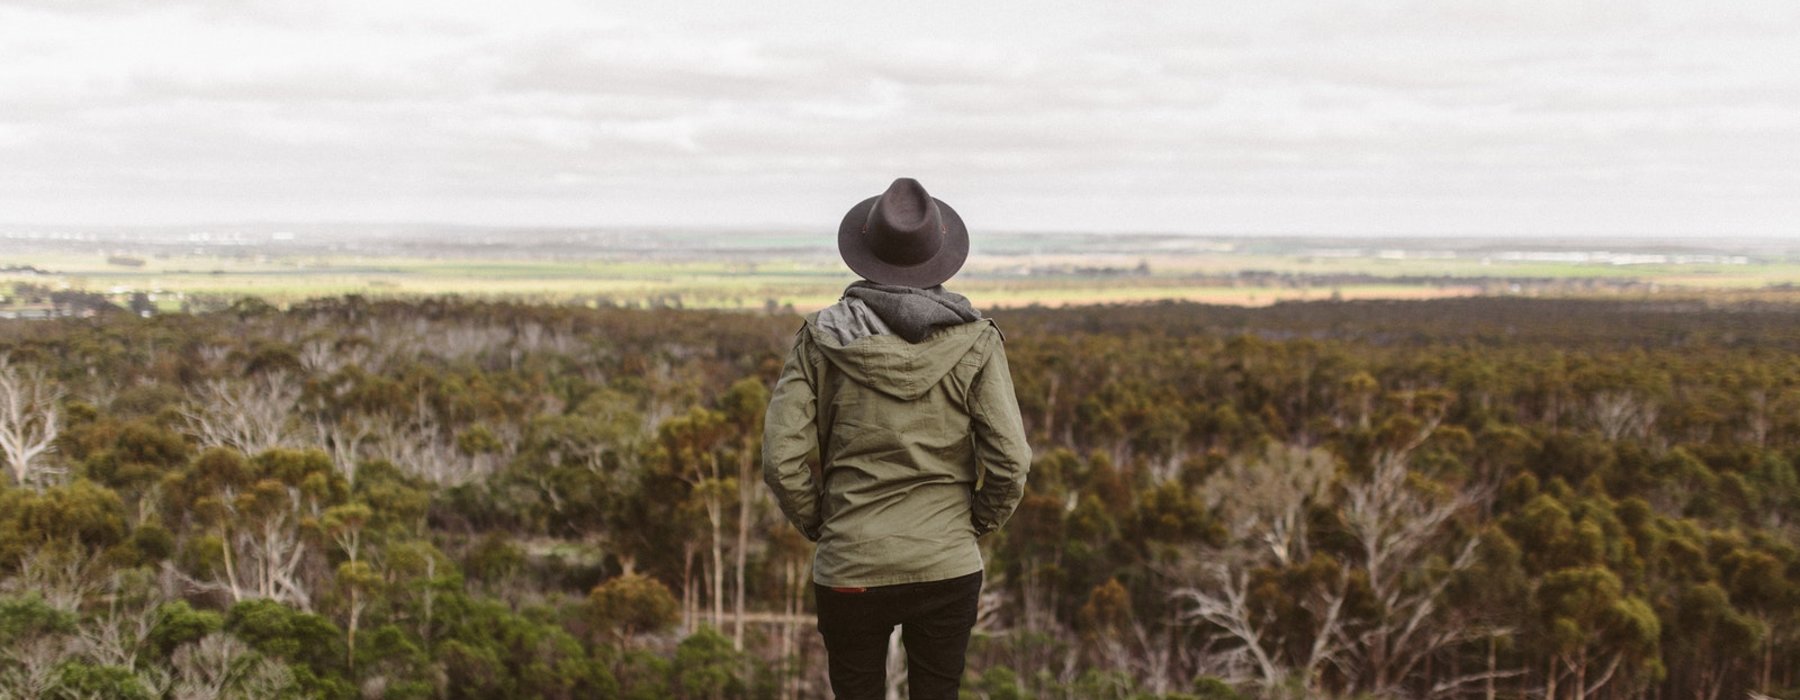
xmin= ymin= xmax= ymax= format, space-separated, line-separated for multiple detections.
xmin=2 ymin=0 xmax=1796 ymax=237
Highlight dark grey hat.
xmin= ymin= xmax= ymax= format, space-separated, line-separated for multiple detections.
xmin=836 ymin=178 xmax=969 ymax=288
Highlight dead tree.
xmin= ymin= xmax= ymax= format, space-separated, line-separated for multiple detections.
xmin=1173 ymin=444 xmax=1347 ymax=688
xmin=1 ymin=548 xmax=98 ymax=613
xmin=430 ymin=321 xmax=510 ymax=362
xmin=0 ymin=635 xmax=72 ymax=699
xmin=1342 ymin=448 xmax=1482 ymax=697
xmin=1176 ymin=434 xmax=1486 ymax=697
xmin=0 ymin=355 xmax=63 ymax=488
xmin=1337 ymin=413 xmax=1495 ymax=699
xmin=1203 ymin=444 xmax=1335 ymax=566
xmin=181 ymin=372 xmax=302 ymax=455
xmin=75 ymin=574 xmax=171 ymax=671
xmin=1590 ymin=391 xmax=1657 ymax=442
xmin=369 ymin=395 xmax=488 ymax=486
xmin=312 ymin=413 xmax=380 ymax=487
xmin=195 ymin=343 xmax=232 ymax=370
xmin=1171 ymin=561 xmax=1288 ymax=685
xmin=296 ymin=336 xmax=369 ymax=377
xmin=171 ymin=633 xmax=295 ymax=699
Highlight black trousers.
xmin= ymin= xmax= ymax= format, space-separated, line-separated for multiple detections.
xmin=813 ymin=571 xmax=983 ymax=700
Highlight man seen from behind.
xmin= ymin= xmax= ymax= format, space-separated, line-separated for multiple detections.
xmin=762 ymin=177 xmax=1032 ymax=699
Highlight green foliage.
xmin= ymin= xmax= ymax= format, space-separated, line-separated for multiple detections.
xmin=1670 ymin=582 xmax=1760 ymax=659
xmin=438 ymin=638 xmax=505 ymax=698
xmin=225 ymin=599 xmax=353 ymax=699
xmin=352 ymin=624 xmax=435 ymax=698
xmin=432 ymin=592 xmax=616 ymax=699
xmin=57 ymin=662 xmax=156 ymax=700
xmin=126 ymin=522 xmax=175 ymax=564
xmin=75 ymin=419 xmax=192 ymax=495
xmin=977 ymin=666 xmax=1030 ymax=700
xmin=350 ymin=459 xmax=433 ymax=530
xmin=589 ymin=573 xmax=679 ymax=641
xmin=0 ymin=593 xmax=76 ymax=640
xmin=1128 ymin=481 xmax=1222 ymax=547
xmin=1190 ymin=676 xmax=1247 ymax=700
xmin=456 ymin=425 xmax=504 ymax=456
xmin=464 ymin=533 xmax=527 ymax=585
xmin=148 ymin=600 xmax=224 ymax=658
xmin=4 ymin=295 xmax=1800 ymax=700
xmin=0 ymin=479 xmax=132 ymax=571
xmin=673 ymin=627 xmax=746 ymax=700
xmin=253 ymin=448 xmax=349 ymax=503
xmin=614 ymin=648 xmax=673 ymax=700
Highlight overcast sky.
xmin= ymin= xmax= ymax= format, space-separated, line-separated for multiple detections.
xmin=2 ymin=0 xmax=1797 ymax=238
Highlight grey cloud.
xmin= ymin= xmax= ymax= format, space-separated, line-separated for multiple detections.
xmin=0 ymin=0 xmax=1795 ymax=236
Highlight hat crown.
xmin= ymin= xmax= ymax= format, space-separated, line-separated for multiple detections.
xmin=837 ymin=176 xmax=968 ymax=288
xmin=864 ymin=178 xmax=944 ymax=267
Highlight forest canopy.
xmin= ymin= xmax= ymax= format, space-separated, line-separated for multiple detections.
xmin=1 ymin=295 xmax=1797 ymax=699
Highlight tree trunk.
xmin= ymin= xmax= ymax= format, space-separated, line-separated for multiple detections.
xmin=1487 ymin=636 xmax=1497 ymax=700
xmin=347 ymin=588 xmax=361 ymax=671
xmin=262 ymin=526 xmax=277 ymax=599
xmin=1575 ymin=648 xmax=1586 ymax=700
xmin=221 ymin=532 xmax=243 ymax=602
xmin=733 ymin=448 xmax=751 ymax=651
xmin=709 ymin=499 xmax=724 ymax=629
xmin=1762 ymin=629 xmax=1773 ymax=696
xmin=683 ymin=543 xmax=696 ymax=633
xmin=422 ymin=556 xmax=437 ymax=645
xmin=781 ymin=559 xmax=797 ymax=700
xmin=1426 ymin=649 xmax=1435 ymax=700
xmin=709 ymin=455 xmax=725 ymax=630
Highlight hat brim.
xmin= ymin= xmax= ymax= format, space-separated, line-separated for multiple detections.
xmin=836 ymin=195 xmax=969 ymax=288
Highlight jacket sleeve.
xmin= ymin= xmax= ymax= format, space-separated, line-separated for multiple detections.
xmin=762 ymin=330 xmax=823 ymax=541
xmin=969 ymin=335 xmax=1032 ymax=537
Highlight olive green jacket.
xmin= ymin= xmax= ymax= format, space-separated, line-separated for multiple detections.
xmin=762 ymin=312 xmax=1031 ymax=587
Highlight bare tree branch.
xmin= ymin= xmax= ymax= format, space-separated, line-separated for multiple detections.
xmin=181 ymin=372 xmax=302 ymax=455
xmin=1591 ymin=391 xmax=1657 ymax=442
xmin=1341 ymin=432 xmax=1484 ymax=697
xmin=1 ymin=547 xmax=97 ymax=612
xmin=171 ymin=633 xmax=295 ymax=700
xmin=0 ymin=354 xmax=64 ymax=489
xmin=1172 ymin=562 xmax=1283 ymax=685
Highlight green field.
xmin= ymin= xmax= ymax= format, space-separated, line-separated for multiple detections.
xmin=4 ymin=247 xmax=1798 ymax=312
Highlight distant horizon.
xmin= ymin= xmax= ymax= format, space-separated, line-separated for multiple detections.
xmin=0 ymin=219 xmax=1793 ymax=246
xmin=2 ymin=221 xmax=1794 ymax=259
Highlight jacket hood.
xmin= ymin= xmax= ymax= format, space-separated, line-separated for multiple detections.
xmin=840 ymin=281 xmax=982 ymax=343
xmin=804 ymin=308 xmax=991 ymax=401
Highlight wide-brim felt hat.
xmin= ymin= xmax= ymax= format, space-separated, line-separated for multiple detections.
xmin=837 ymin=178 xmax=969 ymax=288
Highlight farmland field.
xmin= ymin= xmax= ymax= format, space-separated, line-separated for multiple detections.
xmin=3 ymin=228 xmax=1796 ymax=312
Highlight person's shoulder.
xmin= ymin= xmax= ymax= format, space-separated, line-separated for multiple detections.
xmin=974 ymin=317 xmax=1006 ymax=344
xmin=787 ymin=313 xmax=821 ymax=354
xmin=956 ymin=319 xmax=1007 ymax=370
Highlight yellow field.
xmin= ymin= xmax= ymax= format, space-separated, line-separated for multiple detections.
xmin=3 ymin=248 xmax=1796 ymax=311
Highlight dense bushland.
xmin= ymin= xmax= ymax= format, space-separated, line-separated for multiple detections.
xmin=0 ymin=295 xmax=1796 ymax=699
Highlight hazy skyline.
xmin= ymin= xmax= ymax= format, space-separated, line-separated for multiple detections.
xmin=2 ymin=1 xmax=1797 ymax=239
